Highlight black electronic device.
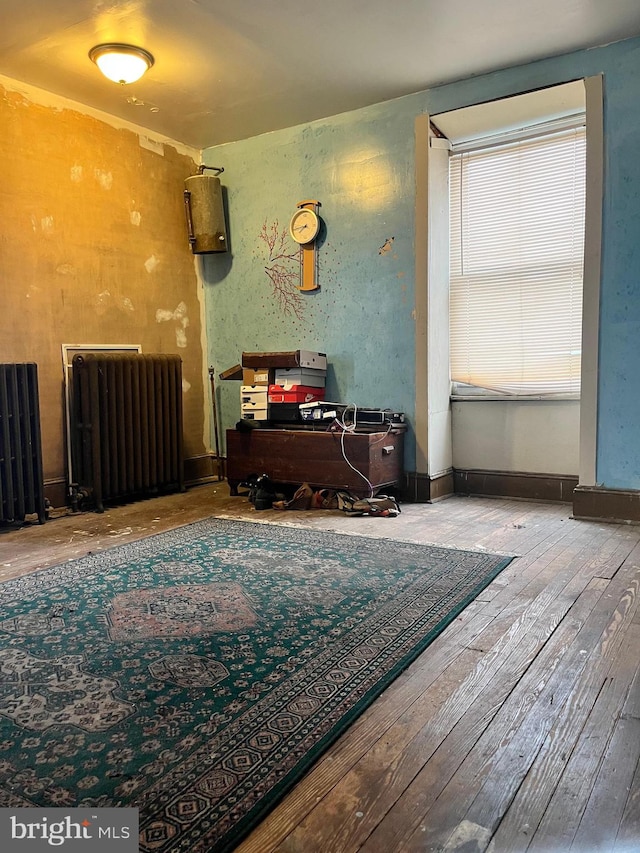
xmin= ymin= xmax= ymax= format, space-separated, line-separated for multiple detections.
xmin=299 ymin=402 xmax=405 ymax=428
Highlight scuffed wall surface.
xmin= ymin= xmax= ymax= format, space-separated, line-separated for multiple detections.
xmin=0 ymin=82 xmax=205 ymax=502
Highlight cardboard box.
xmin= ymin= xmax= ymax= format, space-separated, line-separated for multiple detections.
xmin=240 ymin=385 xmax=269 ymax=404
xmin=268 ymin=384 xmax=326 ymax=404
xmin=299 ymin=401 xmax=347 ymax=421
xmin=219 ymin=363 xmax=243 ymax=381
xmin=241 ymin=392 xmax=269 ymax=420
xmin=274 ymin=367 xmax=326 ymax=388
xmin=240 ymin=408 xmax=269 ymax=421
xmin=242 ymin=367 xmax=273 ymax=386
xmin=269 ymin=403 xmax=302 ymax=423
xmin=242 ymin=350 xmax=327 ymax=370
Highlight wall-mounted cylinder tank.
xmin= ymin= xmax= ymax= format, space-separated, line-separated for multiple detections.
xmin=184 ymin=167 xmax=228 ymax=254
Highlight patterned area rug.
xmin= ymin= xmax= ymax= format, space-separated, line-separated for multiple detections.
xmin=0 ymin=518 xmax=512 ymax=852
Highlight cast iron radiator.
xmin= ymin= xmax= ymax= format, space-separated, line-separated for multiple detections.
xmin=71 ymin=353 xmax=184 ymax=512
xmin=0 ymin=363 xmax=46 ymax=524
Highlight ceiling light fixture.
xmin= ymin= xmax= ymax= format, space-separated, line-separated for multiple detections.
xmin=89 ymin=44 xmax=154 ymax=85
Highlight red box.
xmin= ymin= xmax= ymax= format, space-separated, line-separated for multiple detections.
xmin=268 ymin=384 xmax=326 ymax=404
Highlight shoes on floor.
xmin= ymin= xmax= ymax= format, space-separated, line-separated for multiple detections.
xmin=272 ymin=483 xmax=314 ymax=511
xmin=351 ymin=495 xmax=400 ymax=517
xmin=311 ymin=489 xmax=339 ymax=509
xmin=254 ymin=488 xmax=276 ymax=510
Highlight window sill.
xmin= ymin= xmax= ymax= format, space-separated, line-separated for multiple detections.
xmin=450 ymin=395 xmax=580 ymax=402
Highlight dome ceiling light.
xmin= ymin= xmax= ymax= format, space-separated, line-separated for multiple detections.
xmin=89 ymin=44 xmax=154 ymax=85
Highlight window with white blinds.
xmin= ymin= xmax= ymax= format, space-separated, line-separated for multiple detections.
xmin=449 ymin=125 xmax=586 ymax=397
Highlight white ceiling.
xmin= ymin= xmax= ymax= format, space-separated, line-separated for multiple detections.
xmin=1 ymin=0 xmax=640 ymax=150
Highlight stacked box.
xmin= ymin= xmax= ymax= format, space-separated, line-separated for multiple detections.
xmin=240 ymin=350 xmax=328 ymax=423
xmin=242 ymin=367 xmax=274 ymax=386
xmin=240 ymin=385 xmax=269 ymax=421
xmin=268 ymin=403 xmax=301 ymax=422
xmin=274 ymin=367 xmax=326 ymax=388
xmin=299 ymin=401 xmax=347 ymax=422
xmin=268 ymin=385 xmax=326 ymax=404
xmin=242 ymin=350 xmax=327 ymax=370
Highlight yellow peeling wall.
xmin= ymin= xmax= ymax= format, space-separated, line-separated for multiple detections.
xmin=0 ymin=80 xmax=209 ymax=508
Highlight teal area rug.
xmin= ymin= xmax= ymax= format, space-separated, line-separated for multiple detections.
xmin=0 ymin=518 xmax=512 ymax=852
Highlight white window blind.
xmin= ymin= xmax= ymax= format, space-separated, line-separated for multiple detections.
xmin=449 ymin=126 xmax=586 ymax=397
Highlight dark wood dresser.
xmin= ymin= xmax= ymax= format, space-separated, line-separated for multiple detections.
xmin=226 ymin=428 xmax=404 ymax=497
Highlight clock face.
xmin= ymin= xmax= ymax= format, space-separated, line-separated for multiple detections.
xmin=289 ymin=208 xmax=320 ymax=244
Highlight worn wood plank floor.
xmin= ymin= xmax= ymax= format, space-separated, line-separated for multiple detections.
xmin=1 ymin=483 xmax=639 ymax=853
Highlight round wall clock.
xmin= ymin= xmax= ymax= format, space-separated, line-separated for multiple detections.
xmin=289 ymin=200 xmax=322 ymax=291
xmin=289 ymin=207 xmax=320 ymax=244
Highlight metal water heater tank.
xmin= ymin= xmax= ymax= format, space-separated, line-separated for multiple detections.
xmin=184 ymin=168 xmax=228 ymax=254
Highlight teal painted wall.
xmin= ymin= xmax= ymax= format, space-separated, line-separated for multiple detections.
xmin=203 ymin=36 xmax=640 ymax=489
xmin=202 ymin=97 xmax=419 ymax=466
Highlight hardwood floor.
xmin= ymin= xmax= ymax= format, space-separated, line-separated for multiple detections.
xmin=1 ymin=483 xmax=639 ymax=852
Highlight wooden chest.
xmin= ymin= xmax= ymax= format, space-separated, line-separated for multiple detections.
xmin=226 ymin=428 xmax=404 ymax=497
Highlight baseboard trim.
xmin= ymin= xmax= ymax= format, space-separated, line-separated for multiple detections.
xmin=184 ymin=453 xmax=225 ymax=486
xmin=45 ymin=455 xmax=226 ymax=510
xmin=403 ymin=471 xmax=455 ymax=502
xmin=573 ymin=485 xmax=640 ymax=523
xmin=454 ymin=469 xmax=578 ymax=503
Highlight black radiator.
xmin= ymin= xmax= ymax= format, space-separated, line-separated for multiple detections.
xmin=0 ymin=363 xmax=46 ymax=524
xmin=71 ymin=353 xmax=184 ymax=512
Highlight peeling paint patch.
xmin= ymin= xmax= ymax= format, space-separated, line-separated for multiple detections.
xmin=155 ymin=302 xmax=188 ymax=324
xmin=156 ymin=308 xmax=174 ymax=323
xmin=93 ymin=290 xmax=135 ymax=315
xmin=130 ymin=210 xmax=141 ymax=226
xmin=30 ymin=215 xmax=38 ymax=232
xmin=94 ymin=169 xmax=113 ymax=190
xmin=41 ymin=216 xmax=54 ymax=233
xmin=156 ymin=301 xmax=189 ymax=348
xmin=379 ymin=237 xmax=395 ymax=255
xmin=145 ymin=254 xmax=160 ymax=273
xmin=3 ymin=89 xmax=30 ymax=109
xmin=70 ymin=164 xmax=83 ymax=182
xmin=182 ymin=378 xmax=191 ymax=393
xmin=139 ymin=135 xmax=165 ymax=155
xmin=94 ymin=290 xmax=112 ymax=315
xmin=56 ymin=264 xmax=76 ymax=275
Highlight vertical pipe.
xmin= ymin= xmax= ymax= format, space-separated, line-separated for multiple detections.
xmin=208 ymin=366 xmax=224 ymax=481
xmin=174 ymin=356 xmax=185 ymax=492
xmin=88 ymin=358 xmax=104 ymax=512
xmin=27 ymin=363 xmax=46 ymax=523
xmin=7 ymin=366 xmax=26 ymax=520
xmin=115 ymin=358 xmax=127 ymax=497
xmin=0 ymin=367 xmax=14 ymax=520
xmin=123 ymin=357 xmax=135 ymax=495
xmin=140 ymin=357 xmax=150 ymax=490
xmin=147 ymin=356 xmax=158 ymax=488
xmin=17 ymin=365 xmax=35 ymax=513
xmin=167 ymin=356 xmax=178 ymax=484
xmin=156 ymin=355 xmax=171 ymax=485
xmin=131 ymin=357 xmax=143 ymax=491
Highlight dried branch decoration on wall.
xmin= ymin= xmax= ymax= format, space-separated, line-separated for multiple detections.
xmin=259 ymin=220 xmax=306 ymax=321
